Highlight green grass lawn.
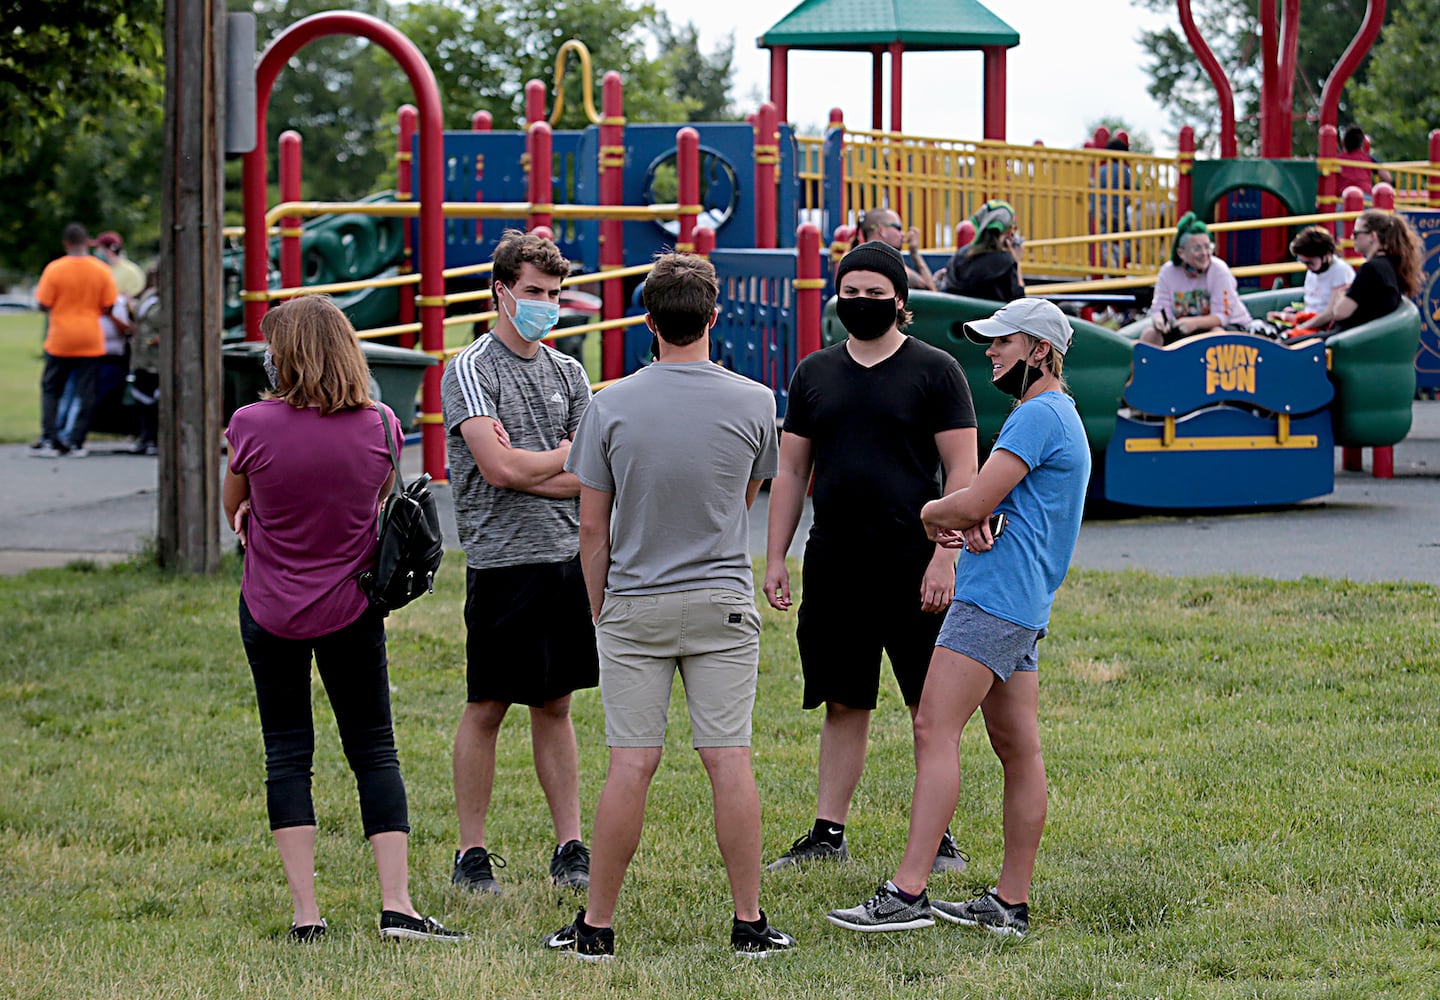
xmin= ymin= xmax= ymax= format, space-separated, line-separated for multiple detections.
xmin=2 ymin=559 xmax=1438 ymax=998
xmin=0 ymin=311 xmax=44 ymax=443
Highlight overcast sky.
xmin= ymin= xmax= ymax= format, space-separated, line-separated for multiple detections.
xmin=650 ymin=0 xmax=1182 ymax=152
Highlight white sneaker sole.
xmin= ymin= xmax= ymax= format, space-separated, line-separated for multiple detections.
xmin=824 ymin=913 xmax=934 ymax=932
xmin=379 ymin=928 xmax=465 ymax=942
xmin=932 ymin=909 xmax=1027 ymax=938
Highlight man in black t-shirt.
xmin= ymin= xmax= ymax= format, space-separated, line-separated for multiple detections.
xmin=763 ymin=241 xmax=979 ymax=873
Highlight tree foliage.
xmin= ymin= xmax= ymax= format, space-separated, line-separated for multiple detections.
xmin=0 ymin=0 xmax=161 ymax=152
xmin=1133 ymin=0 xmax=1398 ymax=156
xmin=1351 ymin=0 xmax=1440 ymax=161
xmin=4 ymin=0 xmax=738 ymax=279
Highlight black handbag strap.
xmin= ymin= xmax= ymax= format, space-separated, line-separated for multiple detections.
xmin=376 ymin=404 xmax=405 ymax=499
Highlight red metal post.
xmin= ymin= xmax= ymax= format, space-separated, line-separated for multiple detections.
xmin=1430 ymin=130 xmax=1440 ymax=208
xmin=769 ymin=46 xmax=789 ymax=123
xmin=755 ymin=102 xmax=779 ymax=249
xmin=676 ymin=127 xmax=699 ymax=253
xmin=871 ymin=49 xmax=884 ymax=131
xmin=795 ymin=223 xmax=822 ymax=359
xmin=395 ymin=104 xmax=417 ymax=346
xmin=278 ymin=130 xmax=302 ymax=292
xmin=982 ymin=46 xmax=1006 ymax=141
xmin=694 ymin=226 xmax=716 ymax=257
xmin=955 ymin=220 xmax=975 ymax=248
xmin=1178 ymin=0 xmax=1237 ymax=157
xmin=1177 ymin=126 xmax=1195 ymax=216
xmin=888 ymin=42 xmax=903 ymax=133
xmin=599 ymin=72 xmax=626 ymax=382
xmin=1092 ymin=126 xmax=1110 ymax=148
xmin=528 ymin=122 xmax=553 ymax=233
xmin=525 ymin=79 xmax=546 ymax=124
xmin=1319 ymin=0 xmax=1387 ymax=134
xmin=1373 ymin=183 xmax=1395 ymax=211
xmin=1341 ymin=186 xmax=1365 ymax=241
xmin=471 ymin=110 xmax=490 ymax=246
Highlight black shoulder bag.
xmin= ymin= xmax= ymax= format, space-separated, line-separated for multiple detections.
xmin=358 ymin=406 xmax=444 ymax=613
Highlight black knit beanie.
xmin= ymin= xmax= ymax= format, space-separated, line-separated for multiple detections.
xmin=835 ymin=240 xmax=909 ymax=304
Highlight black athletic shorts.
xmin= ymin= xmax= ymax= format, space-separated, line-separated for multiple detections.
xmin=795 ymin=542 xmax=945 ymax=710
xmin=464 ymin=556 xmax=599 ymax=707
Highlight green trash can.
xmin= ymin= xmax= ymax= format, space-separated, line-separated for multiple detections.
xmin=222 ymin=341 xmax=438 ymax=431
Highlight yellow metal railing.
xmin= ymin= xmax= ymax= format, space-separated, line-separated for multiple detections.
xmin=804 ymin=129 xmax=1181 ymax=278
xmin=1378 ymin=161 xmax=1440 ymax=207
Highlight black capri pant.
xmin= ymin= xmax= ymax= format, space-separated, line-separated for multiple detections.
xmin=238 ymin=595 xmax=409 ymax=838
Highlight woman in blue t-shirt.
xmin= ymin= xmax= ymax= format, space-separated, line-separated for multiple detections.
xmin=826 ymin=298 xmax=1090 ymax=940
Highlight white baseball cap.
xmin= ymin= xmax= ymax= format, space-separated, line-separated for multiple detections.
xmin=963 ymin=297 xmax=1075 ymax=356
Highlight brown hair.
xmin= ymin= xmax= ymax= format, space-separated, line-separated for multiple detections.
xmin=1289 ymin=225 xmax=1336 ymax=258
xmin=260 ymin=296 xmax=374 ymax=415
xmin=491 ymin=228 xmax=569 ymax=288
xmin=1359 ymin=209 xmax=1424 ymax=297
xmin=642 ymin=254 xmax=718 ymax=346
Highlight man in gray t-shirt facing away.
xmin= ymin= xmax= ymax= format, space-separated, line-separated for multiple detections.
xmin=542 ymin=254 xmax=793 ymax=961
xmin=441 ymin=230 xmax=598 ymax=896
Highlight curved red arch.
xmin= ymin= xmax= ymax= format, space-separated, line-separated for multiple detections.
xmin=240 ymin=11 xmax=447 ymax=475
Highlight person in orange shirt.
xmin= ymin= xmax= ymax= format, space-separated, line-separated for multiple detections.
xmin=32 ymin=223 xmax=121 ymax=458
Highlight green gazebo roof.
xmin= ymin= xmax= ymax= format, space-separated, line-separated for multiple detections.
xmin=758 ymin=0 xmax=1020 ymax=51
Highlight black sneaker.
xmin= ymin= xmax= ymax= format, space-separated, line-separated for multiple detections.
xmin=765 ymin=830 xmax=849 ymax=871
xmin=931 ymin=888 xmax=1029 ymax=939
xmin=378 ymin=910 xmax=467 ymax=942
xmin=452 ymin=846 xmax=506 ymax=894
xmin=549 ymin=840 xmax=591 ymax=890
xmin=931 ymin=831 xmax=970 ymax=874
xmin=826 ymin=882 xmax=935 ymax=932
xmin=543 ymin=909 xmax=615 ymax=962
xmin=287 ymin=919 xmax=326 ymax=943
xmin=731 ymin=910 xmax=796 ymax=957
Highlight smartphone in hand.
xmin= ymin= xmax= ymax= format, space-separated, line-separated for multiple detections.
xmin=988 ymin=513 xmax=1007 ymax=539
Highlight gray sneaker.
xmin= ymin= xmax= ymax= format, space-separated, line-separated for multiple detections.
xmin=826 ymin=883 xmax=935 ymax=933
xmin=765 ymin=831 xmax=849 ymax=871
xmin=931 ymin=831 xmax=970 ymax=874
xmin=931 ymin=888 xmax=1029 ymax=938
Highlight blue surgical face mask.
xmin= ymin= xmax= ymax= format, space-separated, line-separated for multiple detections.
xmin=501 ymin=285 xmax=561 ymax=343
xmin=262 ymin=348 xmax=279 ymax=388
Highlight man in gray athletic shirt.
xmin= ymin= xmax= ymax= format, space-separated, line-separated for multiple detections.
xmin=542 ymin=254 xmax=794 ymax=960
xmin=441 ymin=230 xmax=598 ymax=895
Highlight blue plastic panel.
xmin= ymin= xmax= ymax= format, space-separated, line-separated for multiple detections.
xmin=1125 ymin=334 xmax=1332 ymax=417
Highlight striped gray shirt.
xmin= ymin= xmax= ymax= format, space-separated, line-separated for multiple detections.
xmin=442 ymin=334 xmax=593 ymax=569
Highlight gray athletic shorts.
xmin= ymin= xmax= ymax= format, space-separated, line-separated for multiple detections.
xmin=935 ymin=600 xmax=1046 ymax=682
xmin=595 ymin=588 xmax=760 ymax=748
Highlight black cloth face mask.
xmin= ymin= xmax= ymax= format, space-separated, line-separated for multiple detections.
xmin=992 ymin=357 xmax=1048 ymax=399
xmin=836 ymin=296 xmax=898 ymax=341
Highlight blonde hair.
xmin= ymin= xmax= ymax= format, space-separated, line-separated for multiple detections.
xmin=1024 ymin=333 xmax=1070 ymax=393
xmin=259 ymin=296 xmax=374 ymax=415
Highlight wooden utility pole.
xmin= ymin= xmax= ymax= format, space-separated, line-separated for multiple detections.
xmin=159 ymin=0 xmax=226 ymax=572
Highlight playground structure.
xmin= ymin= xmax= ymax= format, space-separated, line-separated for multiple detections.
xmin=231 ymin=5 xmax=1437 ymax=507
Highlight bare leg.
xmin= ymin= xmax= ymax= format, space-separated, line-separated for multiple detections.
xmin=815 ymin=703 xmax=871 ymax=824
xmin=583 ymin=747 xmax=662 ymax=928
xmin=696 ymin=746 xmax=762 ymax=923
xmin=273 ymin=825 xmax=321 ymax=927
xmin=370 ymin=830 xmax=419 ymax=917
xmin=529 ymin=695 xmax=582 ymax=844
xmin=453 ymin=700 xmax=508 ymax=850
xmin=979 ymin=672 xmax=1046 ymax=904
xmin=892 ymin=649 xmax=994 ymax=894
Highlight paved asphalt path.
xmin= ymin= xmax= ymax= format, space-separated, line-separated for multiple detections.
xmin=3 ymin=401 xmax=1438 ymax=585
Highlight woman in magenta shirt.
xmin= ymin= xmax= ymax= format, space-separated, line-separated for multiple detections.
xmin=224 ymin=296 xmax=462 ymax=944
